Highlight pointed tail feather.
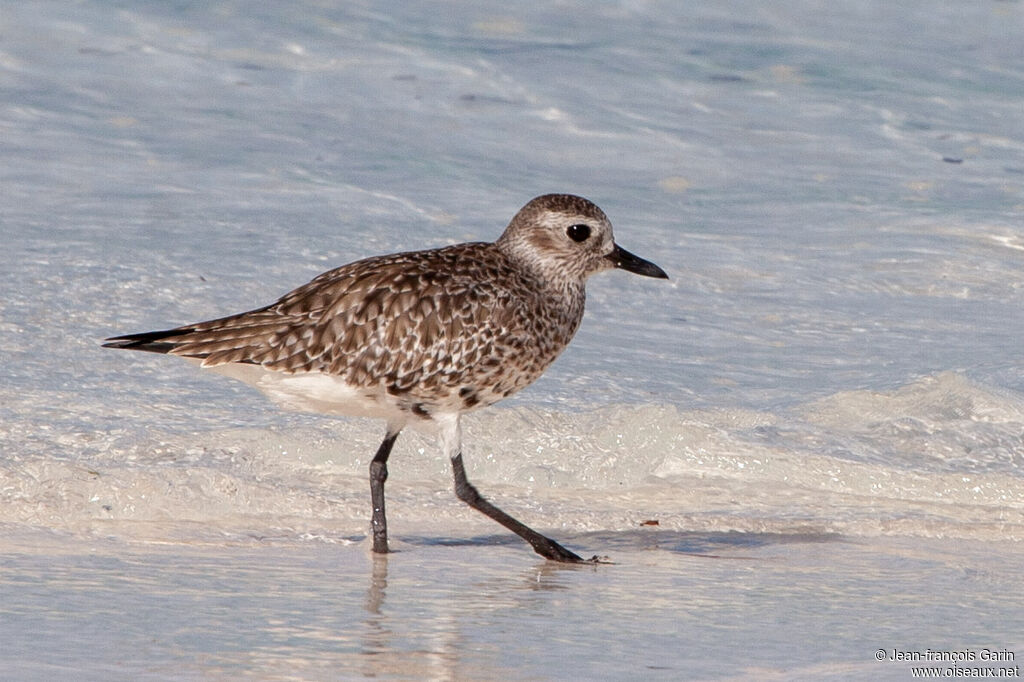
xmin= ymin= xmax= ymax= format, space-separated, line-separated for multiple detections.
xmin=102 ymin=328 xmax=197 ymax=354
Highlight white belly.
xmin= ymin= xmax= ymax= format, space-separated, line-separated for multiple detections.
xmin=191 ymin=359 xmax=413 ymax=424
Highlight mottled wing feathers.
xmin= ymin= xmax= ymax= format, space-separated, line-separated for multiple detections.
xmin=103 ymin=306 xmax=292 ymax=363
xmin=281 ymin=244 xmax=536 ymax=401
xmin=104 ymin=243 xmax=562 ymax=406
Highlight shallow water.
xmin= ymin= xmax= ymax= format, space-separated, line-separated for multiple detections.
xmin=2 ymin=530 xmax=1021 ymax=681
xmin=3 ymin=0 xmax=1024 ymax=679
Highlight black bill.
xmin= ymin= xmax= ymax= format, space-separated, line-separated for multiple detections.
xmin=607 ymin=244 xmax=669 ymax=279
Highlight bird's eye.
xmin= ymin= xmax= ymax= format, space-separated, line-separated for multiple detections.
xmin=566 ymin=224 xmax=591 ymax=242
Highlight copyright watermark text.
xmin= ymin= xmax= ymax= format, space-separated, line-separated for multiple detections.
xmin=874 ymin=648 xmax=1019 ymax=678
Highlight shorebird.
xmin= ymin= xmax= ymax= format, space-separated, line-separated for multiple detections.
xmin=104 ymin=194 xmax=668 ymax=563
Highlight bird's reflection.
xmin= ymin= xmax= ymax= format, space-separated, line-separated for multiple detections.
xmin=357 ymin=544 xmax=601 ymax=679
xmin=360 ymin=550 xmax=465 ymax=679
xmin=359 ymin=551 xmax=391 ymax=680
xmin=364 ymin=552 xmax=389 ymax=616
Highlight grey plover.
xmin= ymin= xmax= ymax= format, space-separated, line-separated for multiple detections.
xmin=104 ymin=194 xmax=668 ymax=562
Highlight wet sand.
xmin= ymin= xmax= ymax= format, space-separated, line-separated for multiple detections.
xmin=2 ymin=528 xmax=1021 ymax=681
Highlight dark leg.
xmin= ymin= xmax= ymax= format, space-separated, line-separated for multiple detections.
xmin=370 ymin=431 xmax=400 ymax=554
xmin=451 ymin=452 xmax=592 ymax=563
